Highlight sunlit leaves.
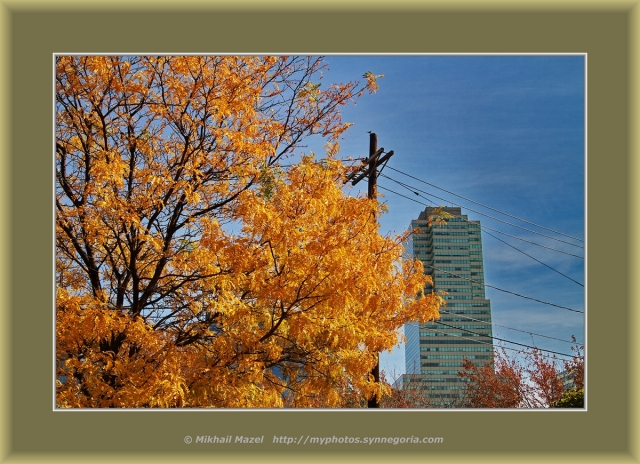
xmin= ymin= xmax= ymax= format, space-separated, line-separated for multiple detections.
xmin=56 ymin=55 xmax=438 ymax=408
xmin=361 ymin=71 xmax=384 ymax=95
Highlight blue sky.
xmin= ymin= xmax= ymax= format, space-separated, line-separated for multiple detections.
xmin=302 ymin=55 xmax=585 ymax=380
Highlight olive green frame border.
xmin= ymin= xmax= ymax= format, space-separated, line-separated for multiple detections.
xmin=1 ymin=1 xmax=638 ymax=463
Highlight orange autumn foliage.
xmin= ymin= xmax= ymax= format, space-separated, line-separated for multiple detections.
xmin=55 ymin=56 xmax=442 ymax=408
xmin=457 ymin=347 xmax=525 ymax=408
xmin=525 ymin=347 xmax=565 ymax=407
xmin=456 ymin=342 xmax=584 ymax=409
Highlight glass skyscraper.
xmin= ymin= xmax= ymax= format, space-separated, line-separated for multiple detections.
xmin=402 ymin=206 xmax=493 ymax=407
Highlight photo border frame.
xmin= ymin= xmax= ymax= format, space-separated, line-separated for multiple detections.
xmin=1 ymin=1 xmax=637 ymax=462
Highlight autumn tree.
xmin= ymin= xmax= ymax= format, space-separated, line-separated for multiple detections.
xmin=525 ymin=348 xmax=564 ymax=407
xmin=55 ymin=56 xmax=443 ymax=408
xmin=457 ymin=341 xmax=584 ymax=409
xmin=457 ymin=346 xmax=526 ymax=408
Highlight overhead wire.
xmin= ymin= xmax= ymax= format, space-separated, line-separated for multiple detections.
xmin=380 ymin=179 xmax=584 ymax=287
xmin=376 ymin=183 xmax=584 ymax=288
xmin=425 ymin=264 xmax=583 ymax=314
xmin=379 ymin=173 xmax=583 ymax=249
xmin=482 ymin=229 xmax=584 ymax=287
xmin=419 ymin=327 xmax=575 ymax=360
xmin=438 ymin=309 xmax=582 ymax=345
xmin=429 ymin=322 xmax=575 ymax=358
xmin=377 ymin=184 xmax=431 ymax=206
xmin=379 ymin=179 xmax=583 ymax=259
xmin=385 ymin=165 xmax=584 ymax=243
xmin=479 ymin=224 xmax=583 ymax=259
xmin=364 ymin=177 xmax=584 ymax=261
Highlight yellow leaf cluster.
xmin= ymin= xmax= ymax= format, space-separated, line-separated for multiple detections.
xmin=56 ymin=56 xmax=441 ymax=408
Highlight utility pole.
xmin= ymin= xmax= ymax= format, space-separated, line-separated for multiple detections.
xmin=345 ymin=132 xmax=395 ymax=408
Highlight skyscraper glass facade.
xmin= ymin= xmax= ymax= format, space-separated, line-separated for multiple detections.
xmin=403 ymin=206 xmax=493 ymax=407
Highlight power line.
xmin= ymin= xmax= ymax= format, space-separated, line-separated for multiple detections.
xmin=483 ymin=230 xmax=584 ymax=287
xmin=381 ymin=173 xmax=584 ymax=249
xmin=379 ymin=174 xmax=583 ymax=249
xmin=379 ymin=179 xmax=583 ymax=259
xmin=385 ymin=165 xmax=584 ymax=243
xmin=429 ymin=323 xmax=575 ymax=358
xmin=425 ymin=264 xmax=583 ymax=314
xmin=419 ymin=327 xmax=574 ymax=361
xmin=438 ymin=309 xmax=582 ymax=345
xmin=378 ymin=184 xmax=431 ymax=205
xmin=480 ymin=224 xmax=583 ymax=259
xmin=376 ymin=184 xmax=584 ymax=289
